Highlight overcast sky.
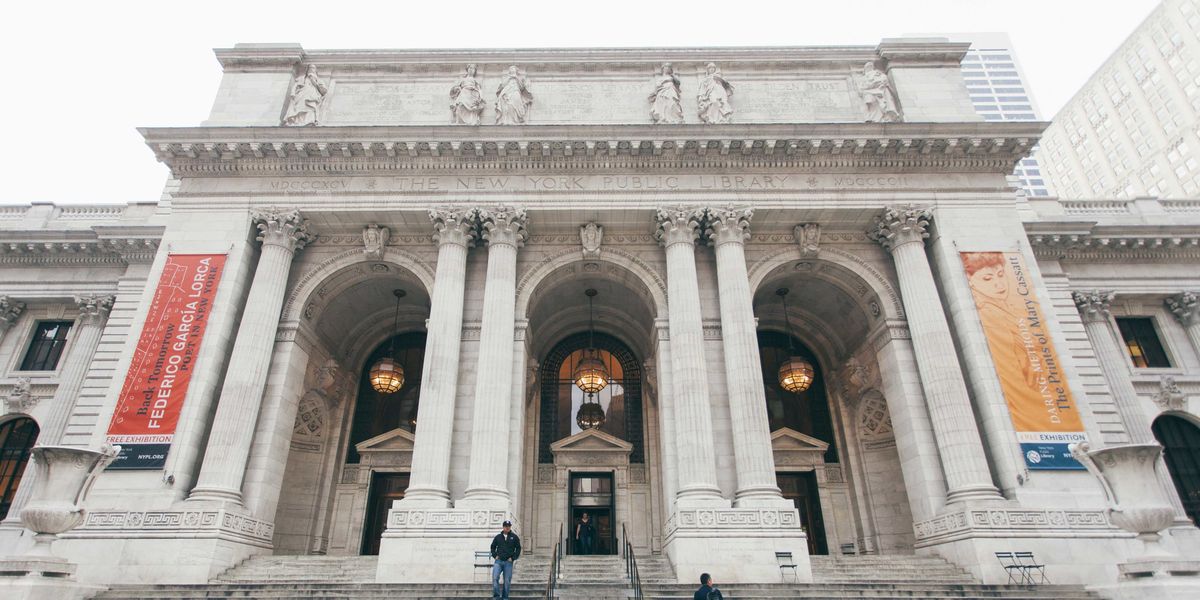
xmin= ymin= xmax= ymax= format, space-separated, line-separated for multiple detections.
xmin=2 ymin=0 xmax=1160 ymax=205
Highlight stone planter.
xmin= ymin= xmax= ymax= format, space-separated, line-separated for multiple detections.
xmin=1072 ymin=442 xmax=1176 ymax=559
xmin=18 ymin=444 xmax=118 ymax=564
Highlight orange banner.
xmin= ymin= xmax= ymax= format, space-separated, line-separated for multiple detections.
xmin=961 ymin=252 xmax=1086 ymax=469
xmin=106 ymin=254 xmax=226 ymax=469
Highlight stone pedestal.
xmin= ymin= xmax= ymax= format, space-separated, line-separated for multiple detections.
xmin=663 ymin=508 xmax=812 ymax=583
xmin=374 ymin=508 xmax=513 ymax=583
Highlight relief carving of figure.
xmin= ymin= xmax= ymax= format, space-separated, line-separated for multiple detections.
xmin=649 ymin=63 xmax=684 ymax=124
xmin=495 ymin=65 xmax=533 ymax=125
xmin=697 ymin=62 xmax=734 ymax=124
xmin=857 ymin=61 xmax=902 ymax=123
xmin=282 ymin=65 xmax=329 ymax=126
xmin=449 ymin=64 xmax=487 ymax=125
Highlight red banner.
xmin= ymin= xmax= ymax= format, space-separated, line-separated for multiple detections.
xmin=106 ymin=254 xmax=226 ymax=469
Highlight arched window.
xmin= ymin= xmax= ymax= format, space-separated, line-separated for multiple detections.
xmin=0 ymin=417 xmax=39 ymax=520
xmin=758 ymin=331 xmax=838 ymax=462
xmin=347 ymin=332 xmax=426 ymax=464
xmin=539 ymin=332 xmax=643 ymax=463
xmin=1153 ymin=414 xmax=1200 ymax=525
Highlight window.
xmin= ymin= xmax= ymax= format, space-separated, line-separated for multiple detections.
xmin=18 ymin=321 xmax=73 ymax=371
xmin=0 ymin=418 xmax=39 ymax=520
xmin=1116 ymin=317 xmax=1172 ymax=368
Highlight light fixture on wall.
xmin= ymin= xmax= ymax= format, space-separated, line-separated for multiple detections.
xmin=369 ymin=289 xmax=406 ymax=394
xmin=574 ymin=288 xmax=609 ymax=430
xmin=775 ymin=288 xmax=815 ymax=394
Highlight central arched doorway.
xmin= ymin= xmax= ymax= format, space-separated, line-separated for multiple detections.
xmin=1153 ymin=414 xmax=1200 ymax=526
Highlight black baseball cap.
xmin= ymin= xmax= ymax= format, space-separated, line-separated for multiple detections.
xmin=503 ymin=520 xmax=512 ymax=527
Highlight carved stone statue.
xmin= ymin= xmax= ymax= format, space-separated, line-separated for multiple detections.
xmin=6 ymin=377 xmax=34 ymax=414
xmin=363 ymin=224 xmax=390 ymax=260
xmin=649 ymin=63 xmax=684 ymax=124
xmin=282 ymin=65 xmax=329 ymax=127
xmin=495 ymin=66 xmax=533 ymax=125
xmin=1153 ymin=375 xmax=1187 ymax=412
xmin=580 ymin=222 xmax=603 ymax=258
xmin=697 ymin=62 xmax=734 ymax=124
xmin=450 ymin=64 xmax=487 ymax=125
xmin=857 ymin=61 xmax=902 ymax=123
xmin=795 ymin=223 xmax=821 ymax=258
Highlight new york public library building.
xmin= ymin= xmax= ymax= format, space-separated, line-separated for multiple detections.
xmin=1 ymin=39 xmax=1200 ymax=598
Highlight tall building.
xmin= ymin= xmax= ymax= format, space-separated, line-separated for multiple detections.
xmin=1040 ymin=0 xmax=1200 ymax=198
xmin=0 ymin=40 xmax=1199 ymax=599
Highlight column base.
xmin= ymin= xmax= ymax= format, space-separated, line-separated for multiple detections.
xmin=395 ymin=485 xmax=452 ymax=509
xmin=675 ymin=485 xmax=732 ymax=509
xmin=455 ymin=487 xmax=511 ymax=511
xmin=185 ymin=485 xmax=245 ymax=506
xmin=944 ymin=483 xmax=1005 ymax=505
xmin=733 ymin=485 xmax=793 ymax=509
xmin=376 ymin=508 xmax=514 ymax=583
xmin=663 ymin=507 xmax=811 ymax=584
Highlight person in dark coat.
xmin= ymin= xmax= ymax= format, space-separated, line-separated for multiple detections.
xmin=575 ymin=512 xmax=596 ymax=555
xmin=694 ymin=572 xmax=724 ymax=600
xmin=490 ymin=520 xmax=521 ymax=600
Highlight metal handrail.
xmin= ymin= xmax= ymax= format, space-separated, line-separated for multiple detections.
xmin=622 ymin=523 xmax=643 ymax=600
xmin=544 ymin=522 xmax=562 ymax=599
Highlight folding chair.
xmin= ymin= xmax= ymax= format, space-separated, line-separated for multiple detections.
xmin=1015 ymin=551 xmax=1048 ymax=584
xmin=776 ymin=551 xmax=799 ymax=582
xmin=474 ymin=550 xmax=493 ymax=582
xmin=995 ymin=551 xmax=1026 ymax=584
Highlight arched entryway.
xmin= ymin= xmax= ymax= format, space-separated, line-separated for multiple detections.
xmin=1153 ymin=414 xmax=1200 ymax=525
xmin=0 ymin=417 xmax=39 ymax=520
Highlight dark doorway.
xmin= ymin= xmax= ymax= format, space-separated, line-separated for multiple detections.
xmin=778 ymin=472 xmax=828 ymax=555
xmin=1153 ymin=415 xmax=1200 ymax=525
xmin=569 ymin=472 xmax=615 ymax=555
xmin=362 ymin=472 xmax=409 ymax=555
xmin=0 ymin=417 xmax=39 ymax=520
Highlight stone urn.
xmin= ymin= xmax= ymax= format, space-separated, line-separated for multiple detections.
xmin=18 ymin=444 xmax=118 ymax=562
xmin=1071 ymin=442 xmax=1176 ymax=559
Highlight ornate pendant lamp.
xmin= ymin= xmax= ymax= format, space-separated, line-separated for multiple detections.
xmin=775 ymin=288 xmax=815 ymax=394
xmin=369 ymin=289 xmax=407 ymax=394
xmin=574 ymin=289 xmax=609 ymax=429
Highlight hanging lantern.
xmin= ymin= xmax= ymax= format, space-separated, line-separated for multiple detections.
xmin=775 ymin=287 xmax=817 ymax=394
xmin=370 ymin=289 xmax=407 ymax=394
xmin=576 ymin=397 xmax=607 ymax=430
xmin=573 ymin=351 xmax=609 ymax=395
xmin=575 ymin=288 xmax=610 ymax=429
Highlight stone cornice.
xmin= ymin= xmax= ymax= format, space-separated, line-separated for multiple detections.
xmin=140 ymin=122 xmax=1045 ymax=177
xmin=0 ymin=228 xmax=163 ymax=266
xmin=1026 ymin=222 xmax=1200 ymax=261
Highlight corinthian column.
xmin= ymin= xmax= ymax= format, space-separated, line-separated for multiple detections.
xmin=189 ymin=209 xmax=312 ymax=505
xmin=402 ymin=208 xmax=477 ymax=508
xmin=461 ymin=206 xmax=527 ymax=509
xmin=706 ymin=207 xmax=787 ymax=508
xmin=0 ymin=296 xmax=25 ymax=342
xmin=1166 ymin=292 xmax=1200 ymax=357
xmin=869 ymin=205 xmax=1002 ymax=504
xmin=39 ymin=294 xmax=116 ymax=445
xmin=656 ymin=207 xmax=726 ymax=507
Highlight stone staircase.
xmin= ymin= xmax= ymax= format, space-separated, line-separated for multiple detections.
xmin=91 ymin=552 xmax=1104 ymax=599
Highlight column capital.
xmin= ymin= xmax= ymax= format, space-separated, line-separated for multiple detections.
xmin=655 ymin=206 xmax=705 ymax=248
xmin=1073 ymin=290 xmax=1115 ymax=323
xmin=252 ymin=208 xmax=314 ymax=252
xmin=1166 ymin=292 xmax=1199 ymax=327
xmin=0 ymin=296 xmax=26 ymax=332
xmin=74 ymin=294 xmax=115 ymax=327
xmin=705 ymin=206 xmax=753 ymax=247
xmin=868 ymin=204 xmax=931 ymax=253
xmin=478 ymin=205 xmax=528 ymax=248
xmin=429 ymin=207 xmax=479 ymax=248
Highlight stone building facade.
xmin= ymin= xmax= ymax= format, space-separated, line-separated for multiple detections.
xmin=0 ymin=41 xmax=1198 ymax=588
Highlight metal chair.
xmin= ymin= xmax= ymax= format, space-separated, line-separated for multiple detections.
xmin=995 ymin=551 xmax=1026 ymax=584
xmin=1014 ymin=551 xmax=1048 ymax=584
xmin=474 ymin=550 xmax=493 ymax=583
xmin=776 ymin=551 xmax=799 ymax=582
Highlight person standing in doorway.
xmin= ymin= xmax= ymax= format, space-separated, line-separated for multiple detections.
xmin=575 ymin=512 xmax=596 ymax=555
xmin=490 ymin=520 xmax=521 ymax=600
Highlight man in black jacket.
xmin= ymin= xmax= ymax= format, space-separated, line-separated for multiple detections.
xmin=490 ymin=520 xmax=521 ymax=600
xmin=694 ymin=572 xmax=724 ymax=600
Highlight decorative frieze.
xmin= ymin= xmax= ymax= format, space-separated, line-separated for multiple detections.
xmin=387 ymin=509 xmax=509 ymax=532
xmin=667 ymin=508 xmax=802 ymax=537
xmin=71 ymin=509 xmax=274 ymax=547
xmin=913 ymin=508 xmax=1122 ymax=547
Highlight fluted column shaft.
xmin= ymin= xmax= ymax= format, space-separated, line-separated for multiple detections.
xmin=39 ymin=294 xmax=115 ymax=445
xmin=398 ymin=209 xmax=476 ymax=507
xmin=462 ymin=206 xmax=526 ymax=508
xmin=707 ymin=207 xmax=787 ymax=507
xmin=189 ymin=210 xmax=312 ymax=504
xmin=656 ymin=207 xmax=725 ymax=507
xmin=1167 ymin=292 xmax=1200 ymax=358
xmin=870 ymin=206 xmax=1002 ymax=504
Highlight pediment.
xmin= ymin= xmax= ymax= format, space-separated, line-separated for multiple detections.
xmin=771 ymin=428 xmax=830 ymax=453
xmin=550 ymin=428 xmax=633 ymax=454
xmin=356 ymin=427 xmax=415 ymax=453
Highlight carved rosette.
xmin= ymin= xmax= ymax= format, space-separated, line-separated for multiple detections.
xmin=1166 ymin=292 xmax=1198 ymax=327
xmin=795 ymin=223 xmax=821 ymax=258
xmin=705 ymin=206 xmax=753 ymax=247
xmin=654 ymin=207 xmax=705 ymax=248
xmin=253 ymin=209 xmax=313 ymax=252
xmin=75 ymin=294 xmax=116 ymax=327
xmin=1072 ymin=290 xmax=1115 ymax=324
xmin=0 ymin=295 xmax=25 ymax=333
xmin=868 ymin=205 xmax=931 ymax=253
xmin=478 ymin=206 xmax=528 ymax=248
xmin=429 ymin=207 xmax=479 ymax=248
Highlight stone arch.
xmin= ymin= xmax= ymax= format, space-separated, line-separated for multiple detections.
xmin=282 ymin=247 xmax=435 ymax=323
xmin=516 ymin=247 xmax=667 ymax=319
xmin=747 ymin=245 xmax=904 ymax=321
